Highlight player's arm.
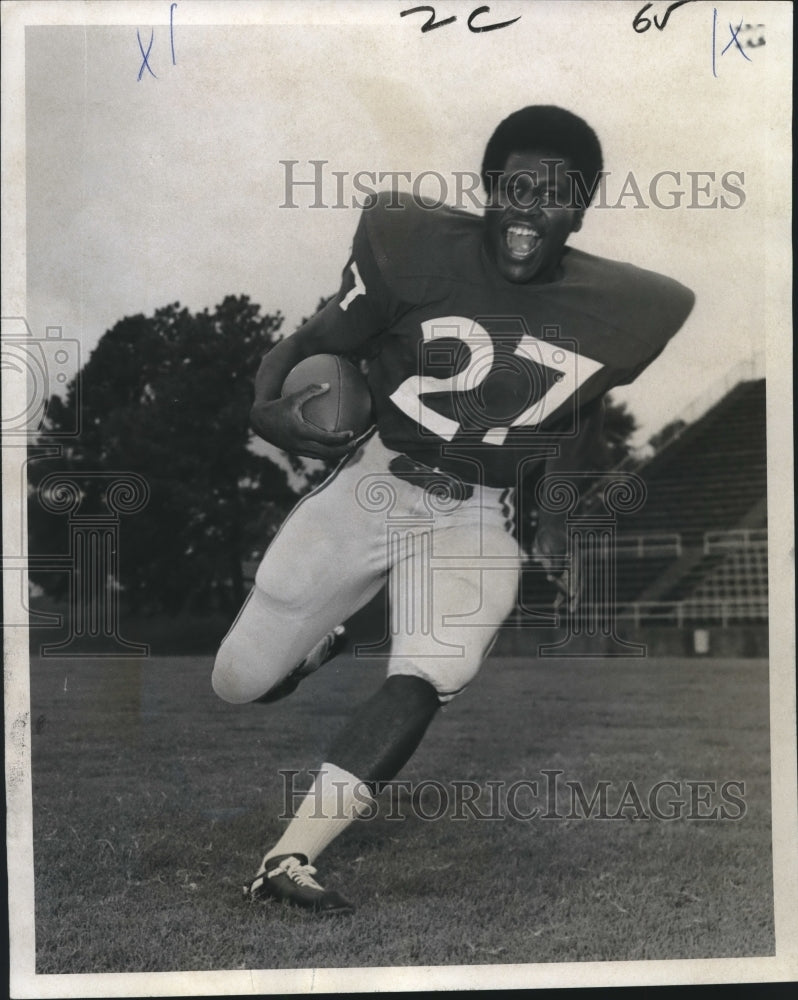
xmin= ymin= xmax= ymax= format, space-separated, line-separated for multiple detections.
xmin=251 ymin=198 xmax=397 ymax=459
xmin=250 ymin=296 xmax=376 ymax=460
xmin=532 ymin=396 xmax=607 ymax=610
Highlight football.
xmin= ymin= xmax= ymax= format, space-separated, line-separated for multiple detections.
xmin=281 ymin=354 xmax=373 ymax=436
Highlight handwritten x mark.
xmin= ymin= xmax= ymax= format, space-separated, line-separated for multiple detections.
xmin=137 ymin=28 xmax=157 ymax=81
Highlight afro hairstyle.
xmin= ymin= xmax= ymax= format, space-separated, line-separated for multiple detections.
xmin=481 ymin=106 xmax=604 ymax=205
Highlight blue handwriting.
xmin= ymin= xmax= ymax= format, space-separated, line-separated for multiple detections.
xmin=712 ymin=11 xmax=762 ymax=77
xmin=136 ymin=3 xmax=178 ymax=81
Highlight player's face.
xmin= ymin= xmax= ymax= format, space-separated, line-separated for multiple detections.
xmin=483 ymin=150 xmax=583 ymax=284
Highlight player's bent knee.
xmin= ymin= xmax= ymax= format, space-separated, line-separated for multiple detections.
xmin=211 ymin=640 xmax=260 ymax=704
xmin=212 ymin=629 xmax=288 ymax=704
xmin=211 ymin=586 xmax=308 ymax=703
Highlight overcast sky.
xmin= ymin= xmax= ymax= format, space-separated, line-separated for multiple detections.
xmin=19 ymin=1 xmax=790 ymax=445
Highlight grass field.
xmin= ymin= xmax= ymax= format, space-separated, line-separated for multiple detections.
xmin=29 ymin=650 xmax=774 ymax=973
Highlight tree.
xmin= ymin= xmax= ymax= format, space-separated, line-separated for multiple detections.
xmin=648 ymin=418 xmax=687 ymax=453
xmin=600 ymin=395 xmax=639 ymax=467
xmin=28 ymin=297 xmax=297 ymax=615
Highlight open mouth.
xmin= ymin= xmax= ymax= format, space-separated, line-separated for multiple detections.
xmin=503 ymin=221 xmax=543 ymax=259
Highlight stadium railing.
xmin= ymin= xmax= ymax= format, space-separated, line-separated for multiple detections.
xmin=619 ymin=597 xmax=768 ymax=627
xmin=703 ymin=528 xmax=768 ymax=554
xmin=616 ymin=533 xmax=682 ymax=557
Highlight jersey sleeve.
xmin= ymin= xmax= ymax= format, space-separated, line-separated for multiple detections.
xmin=523 ymin=396 xmax=608 ymax=557
xmin=616 ymin=274 xmax=696 ymax=385
xmin=324 ymin=199 xmax=406 ymax=345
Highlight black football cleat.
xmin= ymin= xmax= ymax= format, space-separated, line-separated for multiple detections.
xmin=243 ymin=853 xmax=354 ymax=915
xmin=256 ymin=626 xmax=346 ymax=704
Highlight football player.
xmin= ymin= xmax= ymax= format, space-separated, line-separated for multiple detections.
xmin=212 ymin=106 xmax=695 ymax=913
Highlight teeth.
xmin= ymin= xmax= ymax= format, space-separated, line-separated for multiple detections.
xmin=504 ymin=223 xmax=541 ymax=258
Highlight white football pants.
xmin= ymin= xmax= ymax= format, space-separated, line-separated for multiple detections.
xmin=212 ymin=433 xmax=521 ymax=704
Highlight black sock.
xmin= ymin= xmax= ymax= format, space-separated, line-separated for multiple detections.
xmin=326 ymin=674 xmax=441 ymax=793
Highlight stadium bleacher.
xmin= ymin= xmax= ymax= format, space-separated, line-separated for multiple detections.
xmin=616 ymin=378 xmax=767 ymax=625
xmin=517 ymin=377 xmax=768 ymax=645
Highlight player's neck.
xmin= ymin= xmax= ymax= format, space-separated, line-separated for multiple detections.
xmin=480 ymin=238 xmax=569 ymax=286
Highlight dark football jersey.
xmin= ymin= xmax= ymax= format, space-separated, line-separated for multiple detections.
xmin=328 ymin=191 xmax=695 ymax=488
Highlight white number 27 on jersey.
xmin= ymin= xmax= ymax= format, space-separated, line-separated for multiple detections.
xmin=389 ymin=316 xmax=604 ymax=446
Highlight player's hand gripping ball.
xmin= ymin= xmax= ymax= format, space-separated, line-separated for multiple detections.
xmin=281 ymin=354 xmax=373 ymax=437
